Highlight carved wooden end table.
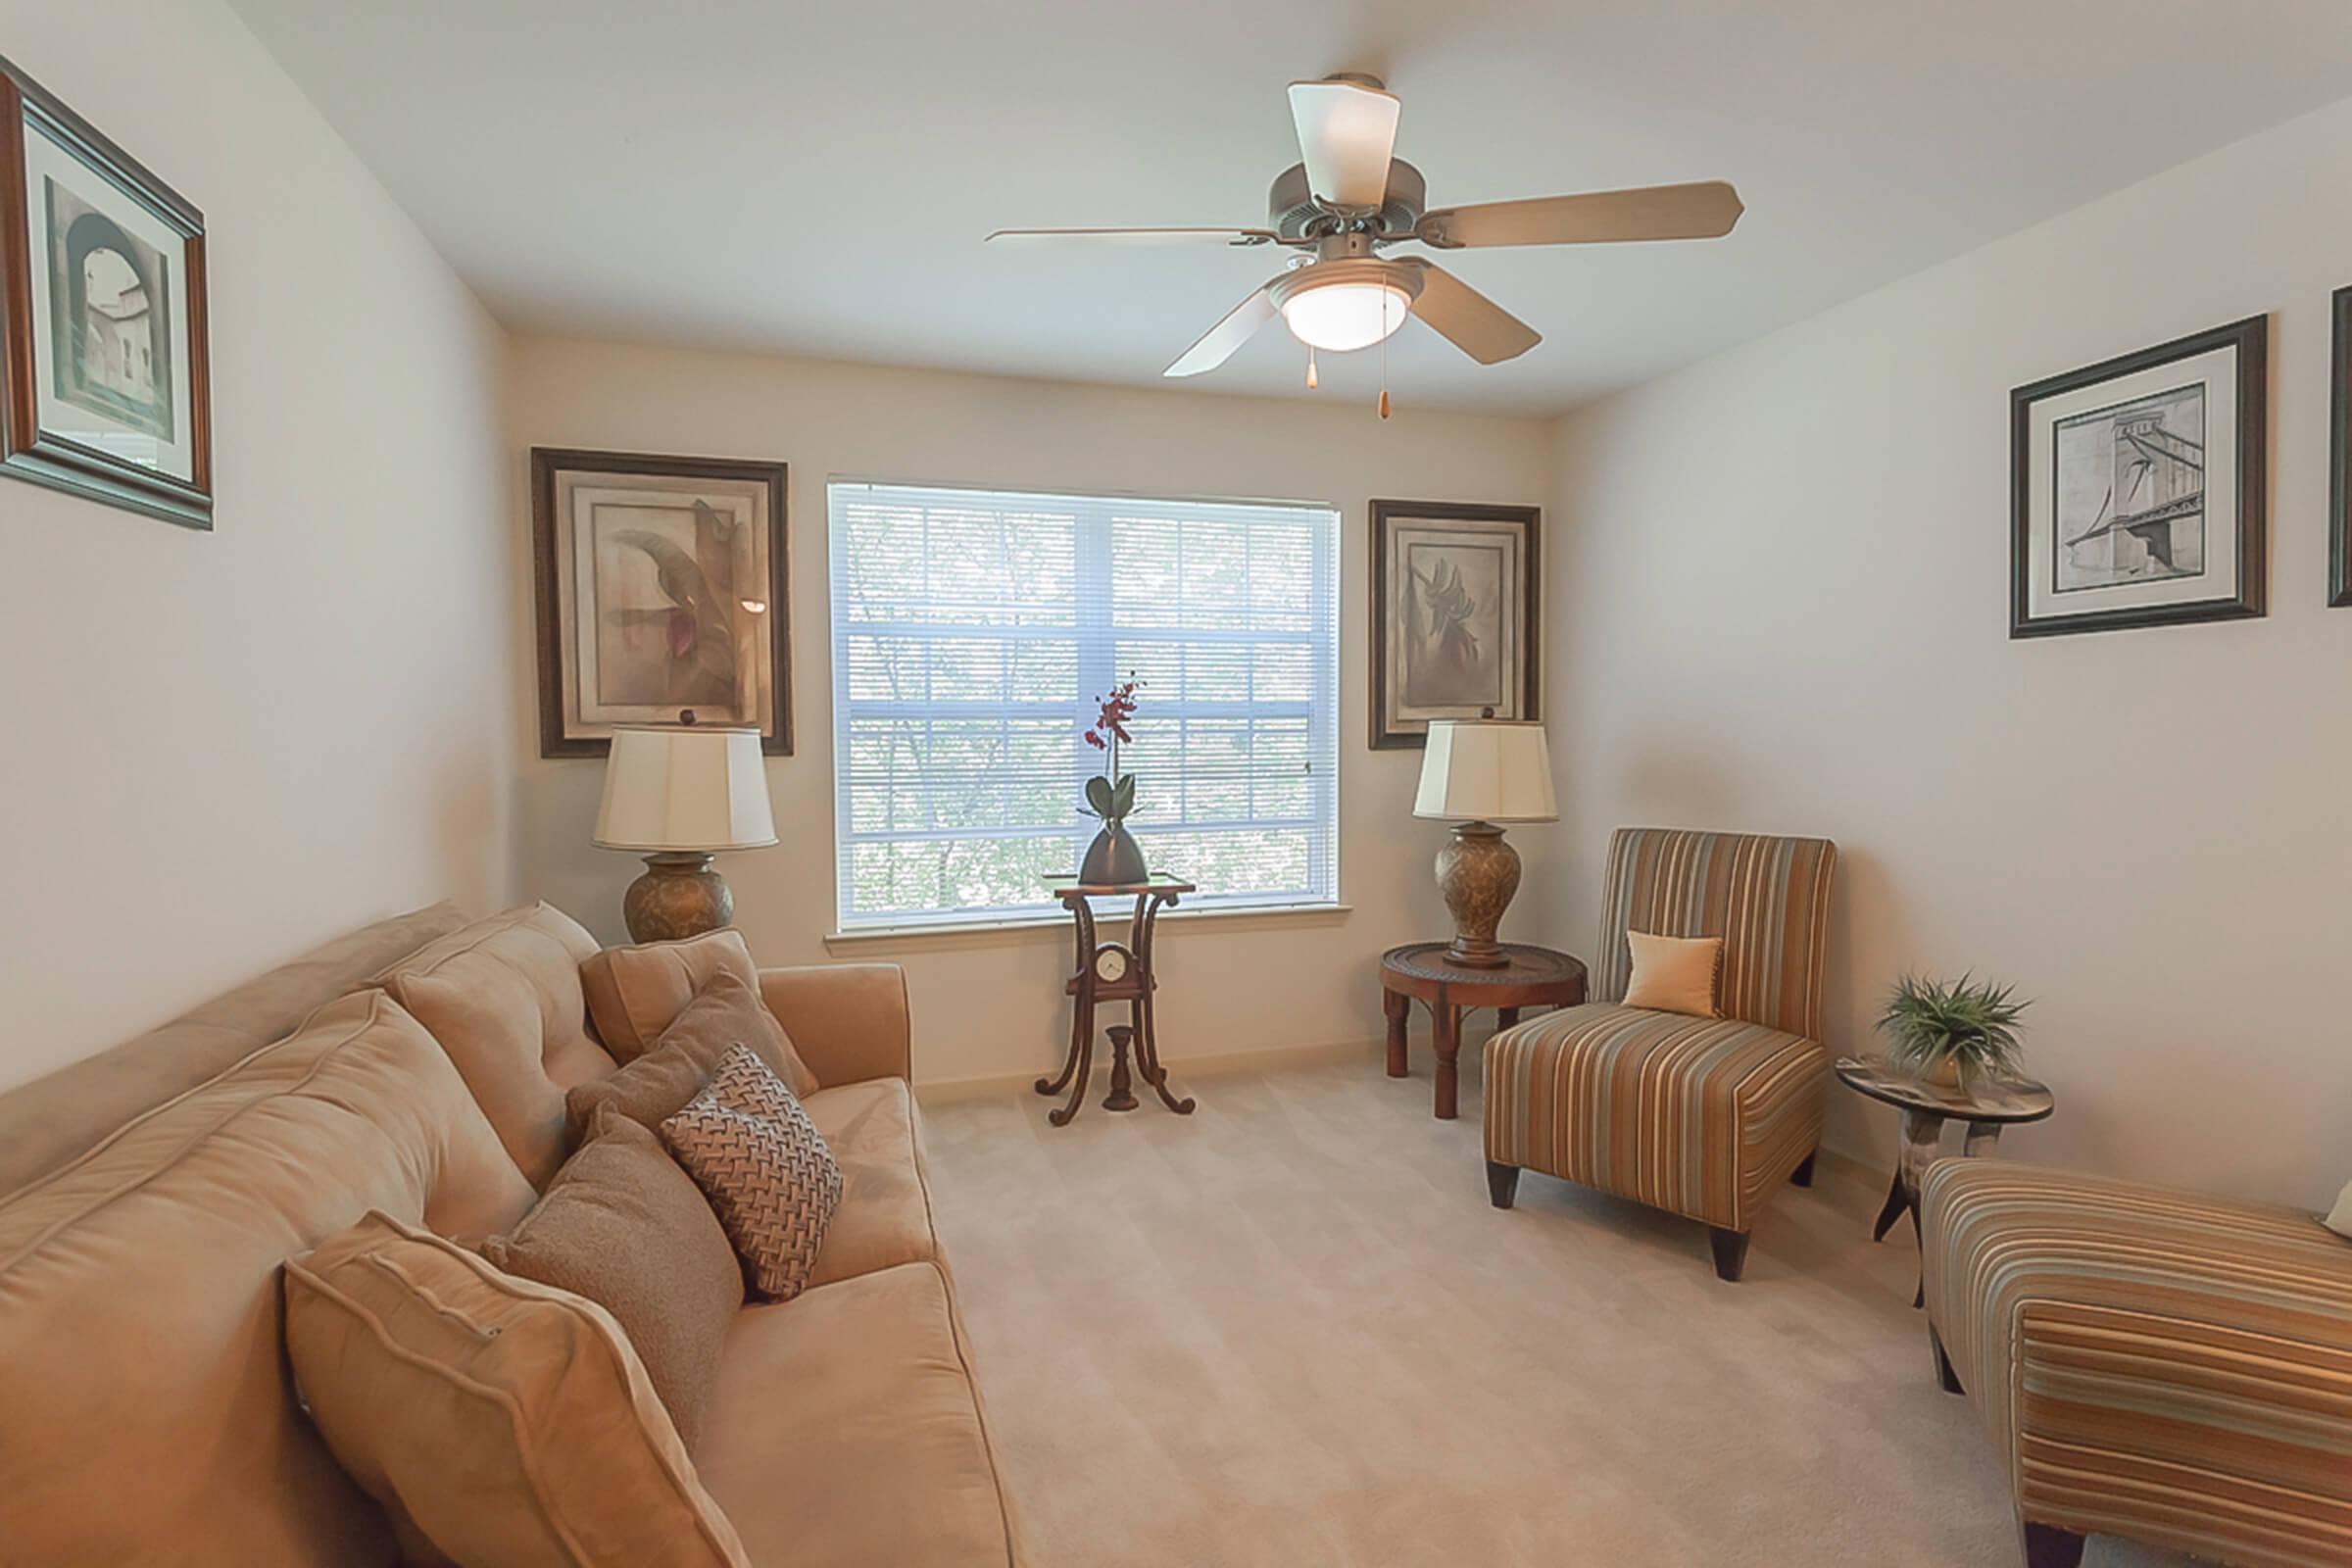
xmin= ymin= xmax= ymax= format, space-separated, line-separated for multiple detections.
xmin=1833 ymin=1055 xmax=2056 ymax=1307
xmin=1379 ymin=943 xmax=1588 ymax=1121
xmin=1038 ymin=875 xmax=1197 ymax=1127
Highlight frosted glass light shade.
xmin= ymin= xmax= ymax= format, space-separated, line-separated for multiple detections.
xmin=1412 ymin=721 xmax=1557 ymax=823
xmin=594 ymin=726 xmax=778 ymax=852
xmin=1280 ymin=280 xmax=1411 ymax=352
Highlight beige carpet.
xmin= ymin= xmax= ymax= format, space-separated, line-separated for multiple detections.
xmin=924 ymin=1054 xmax=2190 ymax=1568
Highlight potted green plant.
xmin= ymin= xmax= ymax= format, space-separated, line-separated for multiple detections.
xmin=1875 ymin=973 xmax=2030 ymax=1089
xmin=1077 ymin=677 xmax=1147 ymax=884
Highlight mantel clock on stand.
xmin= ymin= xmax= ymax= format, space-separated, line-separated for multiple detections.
xmin=1038 ymin=875 xmax=1197 ymax=1127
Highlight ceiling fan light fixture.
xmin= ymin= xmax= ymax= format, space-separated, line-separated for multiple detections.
xmin=1281 ymin=279 xmax=1410 ymax=353
xmin=1271 ymin=261 xmax=1420 ymax=355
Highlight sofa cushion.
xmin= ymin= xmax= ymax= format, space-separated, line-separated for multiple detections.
xmin=0 ymin=901 xmax=470 ymax=1197
xmin=803 ymin=1077 xmax=941 ymax=1289
xmin=566 ymin=969 xmax=815 ymax=1144
xmin=286 ymin=1210 xmax=749 ymax=1568
xmin=0 ymin=990 xmax=535 ymax=1568
xmin=1484 ymin=1003 xmax=1825 ymax=1232
xmin=375 ymin=903 xmax=615 ymax=1187
xmin=482 ymin=1104 xmax=744 ymax=1449
xmin=580 ymin=928 xmax=761 ymax=1061
xmin=696 ymin=1262 xmax=1016 ymax=1568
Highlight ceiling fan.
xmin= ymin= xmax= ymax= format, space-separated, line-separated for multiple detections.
xmin=988 ymin=74 xmax=1744 ymax=404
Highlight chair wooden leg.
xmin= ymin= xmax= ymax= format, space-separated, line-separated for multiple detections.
xmin=1708 ymin=1227 xmax=1750 ymax=1283
xmin=1929 ymin=1322 xmax=1964 ymax=1395
xmin=1486 ymin=1161 xmax=1520 ymax=1209
xmin=1790 ymin=1150 xmax=1817 ymax=1188
xmin=2020 ymin=1521 xmax=2085 ymax=1568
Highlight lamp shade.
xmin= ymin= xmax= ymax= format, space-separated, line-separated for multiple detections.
xmin=594 ymin=726 xmax=777 ymax=852
xmin=1412 ymin=720 xmax=1557 ymax=823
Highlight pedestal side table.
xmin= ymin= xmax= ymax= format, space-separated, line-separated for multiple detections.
xmin=1038 ymin=875 xmax=1197 ymax=1127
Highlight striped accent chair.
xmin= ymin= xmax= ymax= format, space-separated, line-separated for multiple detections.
xmin=1923 ymin=1159 xmax=2352 ymax=1568
xmin=1484 ymin=827 xmax=1838 ymax=1281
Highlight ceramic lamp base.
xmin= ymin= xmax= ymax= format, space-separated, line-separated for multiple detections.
xmin=622 ymin=853 xmax=733 ymax=944
xmin=1436 ymin=820 xmax=1521 ymax=969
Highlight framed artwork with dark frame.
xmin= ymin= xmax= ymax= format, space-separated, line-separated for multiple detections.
xmin=530 ymin=447 xmax=791 ymax=758
xmin=2330 ymin=285 xmax=2352 ymax=609
xmin=1369 ymin=499 xmax=1541 ymax=750
xmin=0 ymin=53 xmax=212 ymax=528
xmin=2010 ymin=315 xmax=2266 ymax=639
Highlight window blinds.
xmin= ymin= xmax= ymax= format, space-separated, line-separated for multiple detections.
xmin=828 ymin=481 xmax=1341 ymax=930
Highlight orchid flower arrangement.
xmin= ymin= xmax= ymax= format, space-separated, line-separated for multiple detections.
xmin=1080 ymin=677 xmax=1140 ymax=822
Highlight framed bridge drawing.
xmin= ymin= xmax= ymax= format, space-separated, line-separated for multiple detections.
xmin=2010 ymin=316 xmax=2265 ymax=638
xmin=531 ymin=448 xmax=791 ymax=757
xmin=1369 ymin=499 xmax=1541 ymax=749
xmin=0 ymin=54 xmax=211 ymax=528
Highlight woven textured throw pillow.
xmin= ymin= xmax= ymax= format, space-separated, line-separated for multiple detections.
xmin=660 ymin=1046 xmax=843 ymax=1300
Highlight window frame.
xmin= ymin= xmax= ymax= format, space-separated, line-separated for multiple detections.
xmin=826 ymin=477 xmax=1344 ymax=935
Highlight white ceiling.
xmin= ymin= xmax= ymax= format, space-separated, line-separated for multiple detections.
xmin=230 ymin=0 xmax=2352 ymax=414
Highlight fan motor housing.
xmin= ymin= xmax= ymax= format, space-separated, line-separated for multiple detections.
xmin=1268 ymin=159 xmax=1427 ymax=240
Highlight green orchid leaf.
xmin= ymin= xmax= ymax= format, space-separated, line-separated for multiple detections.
xmin=1111 ymin=773 xmax=1136 ymax=816
xmin=1085 ymin=774 xmax=1115 ymax=816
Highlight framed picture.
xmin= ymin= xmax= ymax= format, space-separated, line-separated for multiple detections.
xmin=1369 ymin=499 xmax=1541 ymax=749
xmin=530 ymin=448 xmax=790 ymax=758
xmin=2330 ymin=285 xmax=2352 ymax=609
xmin=2010 ymin=316 xmax=2266 ymax=638
xmin=0 ymin=54 xmax=211 ymax=528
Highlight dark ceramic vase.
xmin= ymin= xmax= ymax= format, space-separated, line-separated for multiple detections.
xmin=1079 ymin=819 xmax=1148 ymax=885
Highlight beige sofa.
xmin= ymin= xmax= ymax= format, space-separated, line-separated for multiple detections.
xmin=0 ymin=902 xmax=1018 ymax=1566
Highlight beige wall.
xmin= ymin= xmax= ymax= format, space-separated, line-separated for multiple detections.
xmin=506 ymin=336 xmax=1557 ymax=1088
xmin=0 ymin=1 xmax=516 ymax=1088
xmin=1535 ymin=95 xmax=2352 ymax=1210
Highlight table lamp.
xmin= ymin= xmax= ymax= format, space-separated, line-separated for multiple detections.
xmin=594 ymin=723 xmax=777 ymax=943
xmin=1412 ymin=719 xmax=1557 ymax=968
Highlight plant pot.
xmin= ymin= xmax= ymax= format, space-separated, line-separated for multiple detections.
xmin=1924 ymin=1055 xmax=1965 ymax=1090
xmin=1079 ymin=819 xmax=1148 ymax=885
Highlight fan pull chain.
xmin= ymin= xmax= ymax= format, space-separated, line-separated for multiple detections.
xmin=1305 ymin=345 xmax=1318 ymax=390
xmin=1378 ymin=321 xmax=1391 ymax=419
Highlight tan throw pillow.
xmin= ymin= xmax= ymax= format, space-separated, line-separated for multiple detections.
xmin=661 ymin=1046 xmax=842 ymax=1302
xmin=373 ymin=903 xmax=618 ymax=1188
xmin=284 ymin=1210 xmax=749 ymax=1568
xmin=480 ymin=1104 xmax=744 ymax=1450
xmin=565 ymin=968 xmax=816 ymax=1144
xmin=579 ymin=929 xmax=761 ymax=1062
xmin=1623 ymin=930 xmax=1723 ymax=1018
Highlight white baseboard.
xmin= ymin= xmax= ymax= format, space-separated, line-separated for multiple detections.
xmin=913 ymin=1035 xmax=1388 ymax=1105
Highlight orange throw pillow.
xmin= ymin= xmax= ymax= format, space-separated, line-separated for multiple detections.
xmin=1623 ymin=931 xmax=1722 ymax=1018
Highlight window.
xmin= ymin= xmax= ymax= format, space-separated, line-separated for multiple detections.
xmin=829 ymin=481 xmax=1340 ymax=931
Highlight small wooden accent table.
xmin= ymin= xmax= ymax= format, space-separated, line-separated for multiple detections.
xmin=1037 ymin=875 xmax=1197 ymax=1127
xmin=1833 ymin=1055 xmax=2055 ymax=1307
xmin=1379 ymin=943 xmax=1588 ymax=1120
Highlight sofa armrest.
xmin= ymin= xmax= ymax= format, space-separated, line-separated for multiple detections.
xmin=757 ymin=963 xmax=911 ymax=1088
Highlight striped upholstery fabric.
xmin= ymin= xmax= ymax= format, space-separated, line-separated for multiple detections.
xmin=1485 ymin=1007 xmax=1824 ymax=1230
xmin=1484 ymin=827 xmax=1838 ymax=1235
xmin=1590 ymin=828 xmax=1838 ymax=1039
xmin=1923 ymin=1159 xmax=2352 ymax=1567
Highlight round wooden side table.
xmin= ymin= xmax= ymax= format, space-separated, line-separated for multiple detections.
xmin=1379 ymin=943 xmax=1588 ymax=1121
xmin=1833 ymin=1055 xmax=2055 ymax=1306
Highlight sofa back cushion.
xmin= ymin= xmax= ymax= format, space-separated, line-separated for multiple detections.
xmin=579 ymin=928 xmax=761 ymax=1061
xmin=0 ymin=990 xmax=536 ymax=1567
xmin=0 ymin=902 xmax=470 ymax=1196
xmin=374 ymin=903 xmax=615 ymax=1187
xmin=1591 ymin=828 xmax=1838 ymax=1040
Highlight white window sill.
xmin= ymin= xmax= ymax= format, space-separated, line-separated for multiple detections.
xmin=823 ymin=901 xmax=1352 ymax=954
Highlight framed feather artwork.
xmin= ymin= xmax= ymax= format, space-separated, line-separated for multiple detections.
xmin=530 ymin=448 xmax=790 ymax=757
xmin=1368 ymin=500 xmax=1541 ymax=749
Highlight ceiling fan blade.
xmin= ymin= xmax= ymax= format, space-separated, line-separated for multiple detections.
xmin=1163 ymin=282 xmax=1279 ymax=377
xmin=1287 ymin=78 xmax=1400 ymax=210
xmin=1417 ymin=181 xmax=1744 ymax=249
xmin=1401 ymin=262 xmax=1540 ymax=365
xmin=986 ymin=226 xmax=1278 ymax=247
